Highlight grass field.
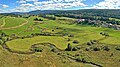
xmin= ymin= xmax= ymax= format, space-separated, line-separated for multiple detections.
xmin=6 ymin=36 xmax=68 ymax=51
xmin=0 ymin=15 xmax=120 ymax=67
xmin=3 ymin=17 xmax=26 ymax=28
xmin=3 ymin=16 xmax=120 ymax=51
xmin=0 ymin=17 xmax=4 ymax=27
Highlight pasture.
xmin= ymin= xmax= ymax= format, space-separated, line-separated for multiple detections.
xmin=0 ymin=15 xmax=120 ymax=67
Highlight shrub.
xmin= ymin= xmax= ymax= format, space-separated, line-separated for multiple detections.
xmin=87 ymin=42 xmax=92 ymax=46
xmin=65 ymin=43 xmax=72 ymax=51
xmin=51 ymin=48 xmax=59 ymax=52
xmin=76 ymin=57 xmax=86 ymax=63
xmin=67 ymin=38 xmax=70 ymax=41
xmin=68 ymin=34 xmax=74 ymax=37
xmin=115 ymin=46 xmax=120 ymax=51
xmin=75 ymin=53 xmax=80 ymax=56
xmin=73 ymin=40 xmax=79 ymax=44
xmin=52 ymin=30 xmax=54 ymax=32
xmin=57 ymin=53 xmax=61 ymax=55
xmin=38 ymin=18 xmax=43 ymax=21
xmin=103 ymin=46 xmax=110 ymax=51
xmin=100 ymin=32 xmax=109 ymax=36
xmin=34 ymin=48 xmax=43 ymax=52
xmin=0 ymin=40 xmax=3 ymax=45
xmin=93 ymin=47 xmax=100 ymax=51
xmin=34 ymin=18 xmax=39 ymax=21
xmin=90 ymin=40 xmax=98 ymax=44
xmin=85 ymin=47 xmax=90 ymax=51
xmin=72 ymin=47 xmax=78 ymax=51
xmin=76 ymin=46 xmax=81 ymax=50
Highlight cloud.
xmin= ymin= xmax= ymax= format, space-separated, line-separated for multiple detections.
xmin=17 ymin=0 xmax=26 ymax=3
xmin=11 ymin=3 xmax=34 ymax=12
xmin=17 ymin=0 xmax=38 ymax=4
xmin=0 ymin=0 xmax=87 ymax=13
xmin=92 ymin=0 xmax=120 ymax=9
xmin=20 ymin=3 xmax=34 ymax=7
xmin=1 ymin=4 xmax=9 ymax=8
xmin=33 ymin=0 xmax=86 ymax=9
xmin=12 ymin=0 xmax=86 ymax=12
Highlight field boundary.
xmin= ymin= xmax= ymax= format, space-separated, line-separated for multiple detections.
xmin=0 ymin=19 xmax=28 ymax=30
xmin=0 ymin=19 xmax=6 ymax=27
xmin=1 ymin=42 xmax=62 ymax=54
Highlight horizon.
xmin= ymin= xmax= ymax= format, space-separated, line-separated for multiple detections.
xmin=0 ymin=0 xmax=120 ymax=13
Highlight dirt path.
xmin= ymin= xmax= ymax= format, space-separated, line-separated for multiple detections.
xmin=0 ymin=19 xmax=28 ymax=30
xmin=0 ymin=19 xmax=6 ymax=27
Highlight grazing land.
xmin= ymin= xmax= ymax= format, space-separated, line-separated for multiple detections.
xmin=0 ymin=10 xmax=120 ymax=67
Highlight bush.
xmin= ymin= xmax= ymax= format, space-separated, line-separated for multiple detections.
xmin=65 ymin=43 xmax=72 ymax=51
xmin=0 ymin=40 xmax=3 ymax=45
xmin=76 ymin=46 xmax=81 ymax=50
xmin=34 ymin=48 xmax=43 ymax=52
xmin=100 ymin=32 xmax=109 ymax=36
xmin=93 ymin=47 xmax=100 ymax=51
xmin=90 ymin=40 xmax=97 ymax=44
xmin=38 ymin=18 xmax=43 ymax=21
xmin=34 ymin=18 xmax=39 ymax=21
xmin=76 ymin=57 xmax=86 ymax=63
xmin=73 ymin=40 xmax=79 ymax=44
xmin=87 ymin=40 xmax=98 ymax=46
xmin=52 ymin=30 xmax=54 ymax=32
xmin=87 ymin=42 xmax=92 ymax=46
xmin=67 ymin=38 xmax=71 ymax=41
xmin=34 ymin=18 xmax=43 ymax=21
xmin=115 ymin=46 xmax=120 ymax=51
xmin=85 ymin=47 xmax=90 ymax=51
xmin=75 ymin=53 xmax=80 ymax=56
xmin=68 ymin=34 xmax=74 ymax=37
xmin=72 ymin=47 xmax=78 ymax=51
xmin=103 ymin=46 xmax=110 ymax=51
xmin=51 ymin=48 xmax=59 ymax=52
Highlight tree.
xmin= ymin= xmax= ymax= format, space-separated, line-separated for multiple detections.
xmin=34 ymin=18 xmax=39 ymax=21
xmin=115 ymin=46 xmax=120 ymax=51
xmin=0 ymin=40 xmax=3 ymax=45
xmin=73 ymin=40 xmax=79 ymax=44
xmin=65 ymin=43 xmax=72 ymax=51
xmin=103 ymin=46 xmax=110 ymax=51
xmin=93 ymin=47 xmax=100 ymax=51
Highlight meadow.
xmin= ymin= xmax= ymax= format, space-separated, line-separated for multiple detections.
xmin=0 ymin=15 xmax=120 ymax=67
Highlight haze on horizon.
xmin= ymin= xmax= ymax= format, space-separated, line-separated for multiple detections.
xmin=0 ymin=0 xmax=120 ymax=13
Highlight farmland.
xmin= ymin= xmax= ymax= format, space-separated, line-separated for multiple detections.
xmin=0 ymin=10 xmax=120 ymax=67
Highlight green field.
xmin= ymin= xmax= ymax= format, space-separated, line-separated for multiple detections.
xmin=6 ymin=36 xmax=68 ymax=51
xmin=0 ymin=15 xmax=120 ymax=67
xmin=2 ymin=16 xmax=120 ymax=51
xmin=2 ymin=17 xmax=26 ymax=28
xmin=0 ymin=17 xmax=4 ymax=27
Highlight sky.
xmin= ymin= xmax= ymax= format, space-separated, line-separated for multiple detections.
xmin=0 ymin=0 xmax=120 ymax=13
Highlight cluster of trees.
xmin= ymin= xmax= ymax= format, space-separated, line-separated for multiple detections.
xmin=42 ymin=15 xmax=56 ymax=20
xmin=0 ymin=32 xmax=8 ymax=45
xmin=85 ymin=46 xmax=110 ymax=51
xmin=33 ymin=47 xmax=43 ymax=52
xmin=65 ymin=43 xmax=78 ymax=51
xmin=100 ymin=32 xmax=109 ymax=37
xmin=34 ymin=18 xmax=43 ymax=21
xmin=53 ymin=9 xmax=120 ymax=19
xmin=87 ymin=40 xmax=98 ymax=46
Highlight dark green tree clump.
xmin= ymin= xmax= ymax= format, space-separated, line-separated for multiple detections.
xmin=103 ymin=46 xmax=110 ymax=51
xmin=33 ymin=47 xmax=43 ymax=52
xmin=115 ymin=46 xmax=120 ymax=51
xmin=65 ymin=43 xmax=78 ymax=51
xmin=34 ymin=18 xmax=43 ymax=21
xmin=73 ymin=40 xmax=79 ymax=44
